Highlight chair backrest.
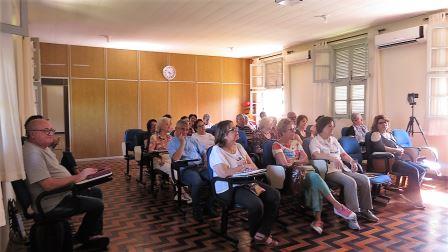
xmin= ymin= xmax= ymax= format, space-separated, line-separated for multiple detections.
xmin=262 ymin=140 xmax=276 ymax=167
xmin=305 ymin=125 xmax=313 ymax=138
xmin=365 ymin=132 xmax=373 ymax=155
xmin=134 ymin=131 xmax=149 ymax=148
xmin=302 ymin=137 xmax=312 ymax=159
xmin=341 ymin=127 xmax=351 ymax=137
xmin=236 ymin=129 xmax=249 ymax=151
xmin=339 ymin=136 xmax=363 ymax=164
xmin=124 ymin=129 xmax=144 ymax=150
xmin=60 ymin=151 xmax=77 ymax=175
xmin=392 ymin=129 xmax=412 ymax=147
xmin=206 ymin=147 xmax=214 ymax=180
xmin=11 ymin=180 xmax=34 ymax=219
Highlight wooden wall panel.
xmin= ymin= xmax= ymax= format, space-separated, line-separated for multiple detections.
xmin=107 ymin=80 xmax=138 ymax=156
xmin=170 ymin=82 xmax=197 ymax=121
xmin=70 ymin=79 xmax=106 ymax=158
xmin=140 ymin=82 xmax=169 ymax=128
xmin=107 ymin=49 xmax=138 ymax=80
xmin=40 ymin=43 xmax=68 ymax=77
xmin=244 ymin=59 xmax=251 ymax=84
xmin=71 ymin=46 xmax=105 ymax=78
xmin=170 ymin=53 xmax=195 ymax=81
xmin=223 ymin=58 xmax=243 ymax=83
xmin=223 ymin=84 xmax=243 ymax=121
xmin=197 ymin=56 xmax=221 ymax=82
xmin=140 ymin=52 xmax=167 ymax=81
xmin=198 ymin=83 xmax=222 ymax=122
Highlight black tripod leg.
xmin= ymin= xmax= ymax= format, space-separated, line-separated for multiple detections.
xmin=413 ymin=118 xmax=429 ymax=146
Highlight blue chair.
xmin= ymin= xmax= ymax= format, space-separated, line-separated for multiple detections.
xmin=392 ymin=129 xmax=438 ymax=163
xmin=338 ymin=136 xmax=363 ymax=166
xmin=236 ymin=129 xmax=250 ymax=152
xmin=122 ymin=129 xmax=144 ymax=178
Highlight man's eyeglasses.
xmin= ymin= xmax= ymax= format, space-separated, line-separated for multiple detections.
xmin=28 ymin=128 xmax=56 ymax=136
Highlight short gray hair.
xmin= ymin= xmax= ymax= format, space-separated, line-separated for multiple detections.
xmin=351 ymin=112 xmax=361 ymax=122
xmin=176 ymin=119 xmax=188 ymax=128
xmin=157 ymin=117 xmax=171 ymax=131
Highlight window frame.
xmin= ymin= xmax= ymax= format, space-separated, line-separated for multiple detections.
xmin=331 ymin=41 xmax=368 ymax=118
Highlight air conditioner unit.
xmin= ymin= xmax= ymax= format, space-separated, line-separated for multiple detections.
xmin=375 ymin=25 xmax=426 ymax=49
xmin=284 ymin=50 xmax=311 ymax=63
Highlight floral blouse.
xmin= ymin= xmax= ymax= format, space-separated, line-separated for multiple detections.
xmin=148 ymin=132 xmax=172 ymax=152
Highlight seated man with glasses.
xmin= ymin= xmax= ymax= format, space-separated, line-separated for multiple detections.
xmin=23 ymin=119 xmax=109 ymax=250
xmin=168 ymin=119 xmax=214 ymax=222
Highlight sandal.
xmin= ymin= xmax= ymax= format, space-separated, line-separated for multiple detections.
xmin=252 ymin=234 xmax=279 ymax=247
xmin=310 ymin=221 xmax=324 ymax=235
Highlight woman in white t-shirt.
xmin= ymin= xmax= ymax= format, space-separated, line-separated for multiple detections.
xmin=209 ymin=120 xmax=280 ymax=248
xmin=192 ymin=119 xmax=215 ymax=150
xmin=310 ymin=116 xmax=378 ymax=230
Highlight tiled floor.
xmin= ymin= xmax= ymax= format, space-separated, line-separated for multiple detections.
xmin=12 ymin=159 xmax=448 ymax=251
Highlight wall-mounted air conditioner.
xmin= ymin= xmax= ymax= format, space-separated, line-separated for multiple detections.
xmin=284 ymin=50 xmax=311 ymax=63
xmin=375 ymin=25 xmax=426 ymax=49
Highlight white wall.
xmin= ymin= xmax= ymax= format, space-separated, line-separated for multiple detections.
xmin=42 ymin=85 xmax=65 ymax=132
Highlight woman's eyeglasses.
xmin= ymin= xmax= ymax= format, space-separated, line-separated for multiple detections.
xmin=28 ymin=128 xmax=56 ymax=136
xmin=227 ymin=127 xmax=237 ymax=133
xmin=378 ymin=121 xmax=389 ymax=125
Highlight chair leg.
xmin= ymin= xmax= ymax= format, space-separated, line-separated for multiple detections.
xmin=210 ymin=208 xmax=239 ymax=245
xmin=125 ymin=159 xmax=131 ymax=178
xmin=176 ymin=184 xmax=185 ymax=216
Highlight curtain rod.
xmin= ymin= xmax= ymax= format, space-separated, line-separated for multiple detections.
xmin=259 ymin=52 xmax=283 ymax=60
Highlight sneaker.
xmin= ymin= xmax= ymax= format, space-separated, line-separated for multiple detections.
xmin=173 ymin=192 xmax=192 ymax=204
xmin=347 ymin=219 xmax=361 ymax=230
xmin=359 ymin=210 xmax=379 ymax=223
xmin=334 ymin=205 xmax=357 ymax=220
xmin=310 ymin=221 xmax=324 ymax=235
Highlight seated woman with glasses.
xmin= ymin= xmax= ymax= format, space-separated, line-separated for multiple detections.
xmin=209 ymin=120 xmax=280 ymax=247
xmin=272 ymin=118 xmax=356 ymax=234
xmin=369 ymin=115 xmax=426 ymax=209
xmin=309 ymin=117 xmax=379 ymax=230
xmin=192 ymin=119 xmax=215 ymax=150
xmin=148 ymin=117 xmax=191 ymax=202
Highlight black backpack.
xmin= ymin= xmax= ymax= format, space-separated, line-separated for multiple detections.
xmin=29 ymin=219 xmax=73 ymax=252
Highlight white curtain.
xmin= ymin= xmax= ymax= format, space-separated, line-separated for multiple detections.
xmin=14 ymin=36 xmax=37 ymax=134
xmin=365 ymin=29 xmax=384 ymax=127
xmin=0 ymin=33 xmax=27 ymax=234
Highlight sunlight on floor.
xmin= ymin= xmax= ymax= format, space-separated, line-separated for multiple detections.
xmin=421 ymin=182 xmax=448 ymax=208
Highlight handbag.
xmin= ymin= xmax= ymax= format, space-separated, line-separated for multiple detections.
xmin=284 ymin=165 xmax=305 ymax=195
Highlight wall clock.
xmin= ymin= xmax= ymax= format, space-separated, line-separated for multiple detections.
xmin=162 ymin=65 xmax=176 ymax=81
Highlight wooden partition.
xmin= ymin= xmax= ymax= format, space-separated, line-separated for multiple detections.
xmin=107 ymin=80 xmax=139 ymax=156
xmin=41 ymin=43 xmax=250 ymax=158
xmin=70 ymin=79 xmax=106 ymax=158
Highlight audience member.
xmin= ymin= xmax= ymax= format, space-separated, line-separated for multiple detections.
xmin=192 ymin=119 xmax=215 ymax=150
xmin=252 ymin=117 xmax=276 ymax=154
xmin=307 ymin=115 xmax=324 ymax=138
xmin=209 ymin=120 xmax=280 ymax=247
xmin=146 ymin=119 xmax=157 ymax=135
xmin=347 ymin=113 xmax=368 ymax=144
xmin=272 ymin=118 xmax=356 ymax=234
xmin=203 ymin=113 xmax=213 ymax=129
xmin=310 ymin=117 xmax=379 ymax=230
xmin=296 ymin=115 xmax=308 ymax=141
xmin=287 ymin=112 xmax=297 ymax=126
xmin=23 ymin=119 xmax=109 ymax=249
xmin=236 ymin=114 xmax=254 ymax=142
xmin=244 ymin=114 xmax=257 ymax=130
xmin=259 ymin=111 xmax=267 ymax=119
xmin=168 ymin=120 xmax=212 ymax=222
xmin=369 ymin=115 xmax=426 ymax=209
xmin=271 ymin=117 xmax=279 ymax=139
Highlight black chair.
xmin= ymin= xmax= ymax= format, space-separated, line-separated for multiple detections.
xmin=122 ymin=129 xmax=144 ymax=178
xmin=11 ymin=180 xmax=75 ymax=251
xmin=341 ymin=127 xmax=351 ymax=137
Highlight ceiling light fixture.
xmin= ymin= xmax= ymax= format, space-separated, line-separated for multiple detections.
xmin=275 ymin=0 xmax=303 ymax=6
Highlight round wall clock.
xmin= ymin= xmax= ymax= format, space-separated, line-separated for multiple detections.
xmin=162 ymin=65 xmax=176 ymax=81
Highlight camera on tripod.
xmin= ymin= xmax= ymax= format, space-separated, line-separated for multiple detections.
xmin=407 ymin=93 xmax=419 ymax=105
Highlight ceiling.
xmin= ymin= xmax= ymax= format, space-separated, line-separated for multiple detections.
xmin=28 ymin=0 xmax=448 ymax=58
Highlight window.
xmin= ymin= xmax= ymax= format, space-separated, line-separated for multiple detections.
xmin=332 ymin=43 xmax=367 ymax=117
xmin=428 ymin=22 xmax=448 ymax=118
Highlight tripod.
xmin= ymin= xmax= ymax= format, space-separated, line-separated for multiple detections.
xmin=406 ymin=104 xmax=428 ymax=146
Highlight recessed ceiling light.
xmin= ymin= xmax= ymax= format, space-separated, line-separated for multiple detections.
xmin=275 ymin=0 xmax=303 ymax=6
